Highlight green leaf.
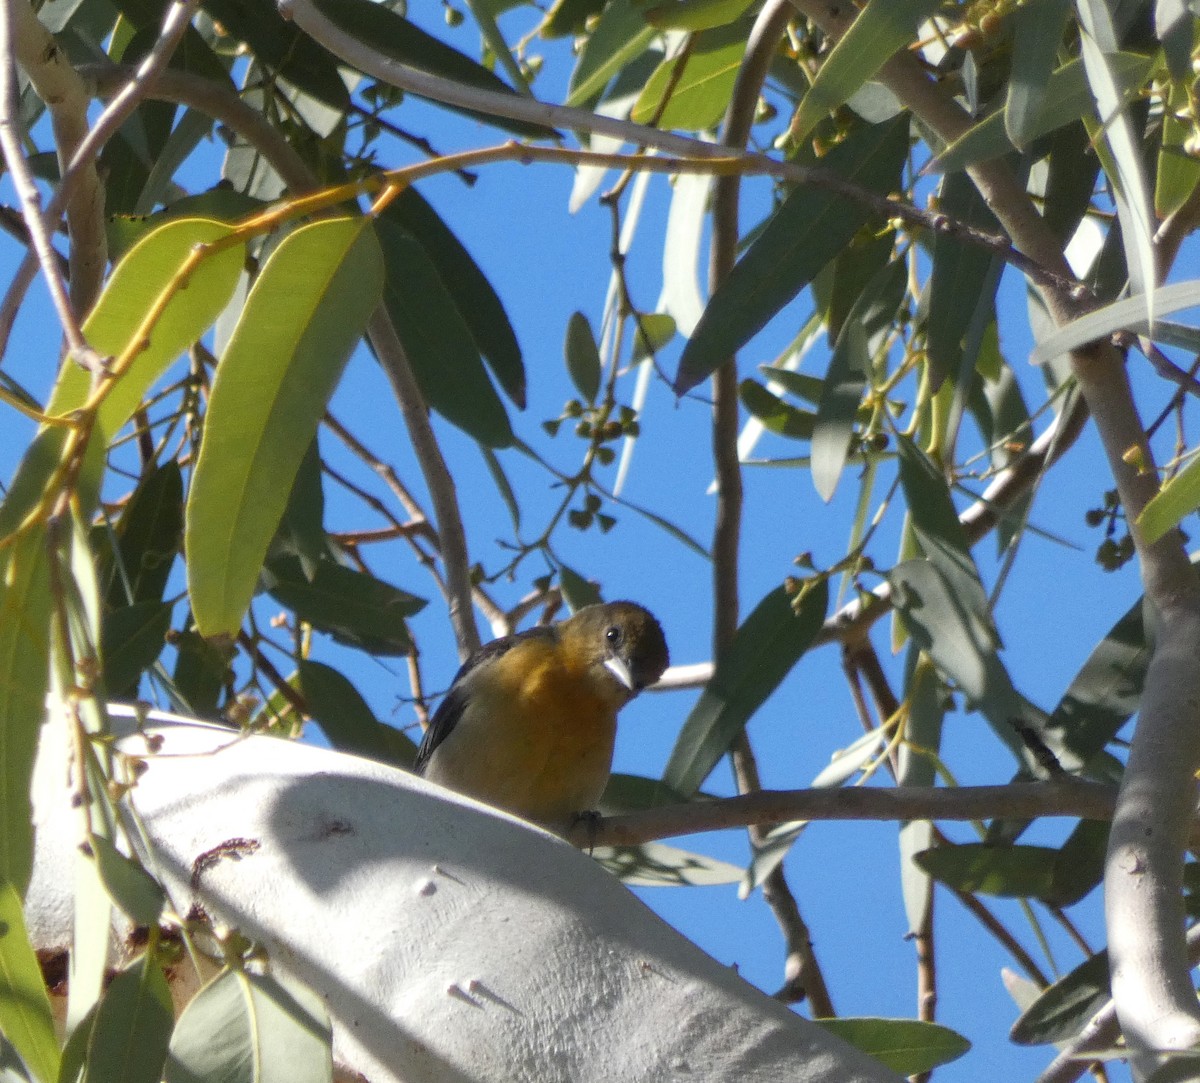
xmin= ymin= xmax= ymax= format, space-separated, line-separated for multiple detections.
xmin=631 ymin=313 xmax=676 ymax=361
xmin=592 ymin=842 xmax=743 ymax=886
xmin=738 ymin=379 xmax=816 ymax=440
xmin=1031 ymin=279 xmax=1200 ymax=366
xmin=1139 ymin=453 xmax=1200 ymax=543
xmin=642 ymin=0 xmax=756 ymax=31
xmin=199 ymin=0 xmax=349 ymax=109
xmin=172 ymin=629 xmax=233 ymax=717
xmin=914 ymin=842 xmax=1058 ymax=899
xmin=186 ymin=217 xmax=385 ymax=637
xmin=567 ymin=0 xmax=657 ymax=105
xmin=559 ymin=563 xmax=604 ymax=610
xmin=377 ymin=219 xmax=513 ymax=448
xmin=1045 ymin=593 xmax=1147 ymax=766
xmin=675 ymin=116 xmax=909 ymax=394
xmin=926 ymin=173 xmax=1001 ymax=391
xmin=599 ymin=772 xmax=695 ymax=811
xmin=933 ymin=53 xmax=1153 ymax=173
xmin=0 ymin=531 xmax=51 ymax=893
xmin=49 ymin=219 xmax=244 ymax=446
xmin=264 ymin=557 xmax=425 ymax=656
xmin=277 ymin=440 xmax=328 ymax=580
xmin=164 ymin=968 xmax=332 ymax=1083
xmin=816 ymin=1017 xmax=970 ymax=1074
xmin=297 ymin=659 xmax=417 ymax=767
xmin=381 ymin=191 xmax=524 ymax=407
xmin=310 ymin=0 xmax=550 ymax=138
xmin=108 ymin=461 xmax=183 ymax=608
xmin=82 ymin=954 xmax=172 ymax=1083
xmin=564 ymin=311 xmax=602 ymax=405
xmin=789 ymin=0 xmax=944 ymax=144
xmin=898 ymin=654 xmax=944 ymax=935
xmin=101 ymin=600 xmax=172 ymax=696
xmin=1049 ymin=819 xmax=1108 ymax=906
xmin=107 ymin=188 xmax=264 ymax=262
xmin=663 ymin=580 xmax=829 ymax=795
xmin=631 ymin=23 xmax=745 ymax=131
xmin=87 ymin=836 xmax=166 ymax=927
xmin=1010 ymin=951 xmax=1110 ymax=1045
xmin=1005 ymin=0 xmax=1072 ymax=149
xmin=0 ymin=880 xmax=60 ymax=1083
xmin=811 ymin=320 xmax=868 ymax=501
xmin=1157 ymin=76 xmax=1200 ymax=217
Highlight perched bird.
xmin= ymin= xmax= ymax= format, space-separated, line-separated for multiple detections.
xmin=415 ymin=601 xmax=669 ymax=827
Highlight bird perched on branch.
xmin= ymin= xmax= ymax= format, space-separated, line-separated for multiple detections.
xmin=415 ymin=601 xmax=669 ymax=828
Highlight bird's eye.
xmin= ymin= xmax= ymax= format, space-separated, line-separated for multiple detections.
xmin=605 ymin=625 xmax=622 ymax=647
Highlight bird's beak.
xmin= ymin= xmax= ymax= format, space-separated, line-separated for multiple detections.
xmin=604 ymin=655 xmax=636 ymax=692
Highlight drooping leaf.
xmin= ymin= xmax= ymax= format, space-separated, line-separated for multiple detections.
xmin=381 ymin=191 xmax=524 ymax=407
xmin=0 ymin=881 xmax=60 ymax=1083
xmin=1005 ymin=0 xmax=1073 ymax=149
xmin=914 ymin=842 xmax=1058 ymax=899
xmin=663 ymin=580 xmax=829 ymax=796
xmin=108 ymin=461 xmax=183 ymax=608
xmin=631 ymin=313 xmax=676 ymax=361
xmin=263 ymin=556 xmax=425 ymax=656
xmin=82 ymin=954 xmax=172 ymax=1083
xmin=559 ymin=563 xmax=604 ymax=610
xmin=186 ymin=217 xmax=384 ymax=637
xmin=49 ymin=219 xmax=244 ymax=447
xmin=101 ymin=599 xmax=172 ymax=696
xmin=87 ymin=835 xmax=166 ymax=928
xmin=642 ymin=0 xmax=756 ymax=31
xmin=631 ymin=22 xmax=745 ymax=130
xmin=172 ymin=628 xmax=233 ymax=717
xmin=309 ymin=0 xmax=551 ymax=138
xmin=1157 ymin=76 xmax=1200 ymax=218
xmin=738 ymin=380 xmax=816 ymax=440
xmin=297 ymin=659 xmax=417 ymax=767
xmin=164 ymin=968 xmax=333 ymax=1083
xmin=377 ymin=220 xmax=513 ymax=448
xmin=564 ymin=311 xmax=602 ymax=405
xmin=816 ymin=1017 xmax=970 ymax=1074
xmin=933 ymin=53 xmax=1153 ymax=173
xmin=1049 ymin=820 xmax=1108 ymax=906
xmin=811 ymin=320 xmax=868 ymax=501
xmin=789 ymin=0 xmax=944 ymax=144
xmin=567 ymin=0 xmax=657 ymax=105
xmin=0 ymin=530 xmax=51 ymax=894
xmin=675 ymin=116 xmax=909 ymax=394
xmin=1010 ymin=951 xmax=1111 ymax=1045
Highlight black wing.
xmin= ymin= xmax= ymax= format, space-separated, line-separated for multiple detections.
xmin=413 ymin=624 xmax=557 ymax=773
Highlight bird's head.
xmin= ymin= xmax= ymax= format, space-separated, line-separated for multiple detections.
xmin=562 ymin=601 xmax=669 ymax=705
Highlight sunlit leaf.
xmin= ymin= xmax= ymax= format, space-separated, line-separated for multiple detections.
xmin=663 ymin=580 xmax=829 ymax=795
xmin=1138 ymin=451 xmax=1200 ymax=543
xmin=50 ymin=219 xmax=244 ymax=446
xmin=0 ymin=881 xmax=59 ymax=1083
xmin=642 ymin=0 xmax=756 ymax=30
xmin=676 ymin=116 xmax=909 ymax=393
xmin=816 ymin=1017 xmax=970 ymax=1073
xmin=187 ymin=217 xmax=384 ymax=637
xmin=631 ymin=23 xmax=745 ymax=130
xmin=568 ymin=0 xmax=657 ymax=104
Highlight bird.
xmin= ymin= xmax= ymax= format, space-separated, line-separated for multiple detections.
xmin=414 ymin=601 xmax=669 ymax=828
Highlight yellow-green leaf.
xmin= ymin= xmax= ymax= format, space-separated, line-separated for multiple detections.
xmin=186 ymin=217 xmax=384 ymax=637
